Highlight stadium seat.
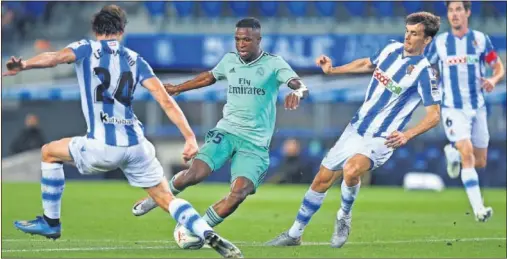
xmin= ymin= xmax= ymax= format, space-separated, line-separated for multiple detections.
xmin=173 ymin=1 xmax=194 ymax=18
xmin=314 ymin=1 xmax=337 ymax=17
xmin=229 ymin=1 xmax=249 ymax=17
xmin=402 ymin=1 xmax=423 ymax=14
xmin=201 ymin=1 xmax=222 ymax=18
xmin=144 ymin=1 xmax=166 ymax=17
xmin=259 ymin=1 xmax=279 ymax=17
xmin=432 ymin=1 xmax=447 ymax=17
xmin=492 ymin=2 xmax=506 ymax=15
xmin=286 ymin=1 xmax=307 ymax=17
xmin=372 ymin=1 xmax=394 ymax=17
xmin=24 ymin=1 xmax=47 ymax=18
xmin=344 ymin=2 xmax=366 ymax=17
xmin=471 ymin=1 xmax=482 ymax=15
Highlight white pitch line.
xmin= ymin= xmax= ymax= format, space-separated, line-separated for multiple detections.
xmin=2 ymin=237 xmax=505 ymax=253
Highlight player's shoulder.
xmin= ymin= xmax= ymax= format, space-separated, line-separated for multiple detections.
xmin=122 ymin=46 xmax=141 ymax=60
xmin=67 ymin=39 xmax=91 ymax=49
xmin=222 ymin=51 xmax=237 ymax=60
xmin=260 ymin=52 xmax=288 ymax=64
xmin=471 ymin=29 xmax=490 ymax=46
xmin=382 ymin=40 xmax=404 ymax=52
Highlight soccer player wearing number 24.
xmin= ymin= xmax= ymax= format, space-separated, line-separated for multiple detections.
xmin=3 ymin=5 xmax=242 ymax=258
xmin=267 ymin=12 xmax=442 ymax=248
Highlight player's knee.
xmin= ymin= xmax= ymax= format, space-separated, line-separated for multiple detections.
xmin=343 ymin=162 xmax=361 ymax=179
xmin=311 ymin=166 xmax=336 ymax=191
xmin=475 ymin=157 xmax=487 ymax=168
xmin=41 ymin=143 xmax=53 ymax=163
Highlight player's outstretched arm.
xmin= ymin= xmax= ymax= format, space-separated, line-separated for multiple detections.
xmin=164 ymin=71 xmax=216 ymax=96
xmin=143 ymin=77 xmax=198 ymax=161
xmin=315 ymin=55 xmax=375 ymax=75
xmin=2 ymin=48 xmax=76 ymax=76
xmin=385 ymin=104 xmax=440 ymax=148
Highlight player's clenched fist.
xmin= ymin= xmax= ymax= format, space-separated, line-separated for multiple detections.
xmin=182 ymin=138 xmax=199 ymax=163
xmin=164 ymin=83 xmax=180 ymax=96
xmin=315 ymin=55 xmax=332 ymax=74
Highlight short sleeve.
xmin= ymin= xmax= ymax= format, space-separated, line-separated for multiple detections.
xmin=66 ymin=39 xmax=91 ymax=61
xmin=417 ymin=66 xmax=441 ymax=106
xmin=425 ymin=40 xmax=440 ymax=65
xmin=274 ymin=56 xmax=299 ymax=85
xmin=137 ymin=56 xmax=155 ymax=84
xmin=210 ymin=53 xmax=230 ymax=81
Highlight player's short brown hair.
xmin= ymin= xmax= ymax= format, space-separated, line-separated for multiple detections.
xmin=405 ymin=12 xmax=441 ymax=39
xmin=445 ymin=1 xmax=472 ymax=11
xmin=92 ymin=5 xmax=127 ymax=36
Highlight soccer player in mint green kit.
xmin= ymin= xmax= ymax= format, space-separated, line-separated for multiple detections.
xmin=131 ymin=17 xmax=310 ymax=228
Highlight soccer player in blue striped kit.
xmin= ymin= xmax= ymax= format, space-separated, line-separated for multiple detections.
xmin=3 ymin=5 xmax=242 ymax=258
xmin=267 ymin=12 xmax=442 ymax=248
xmin=425 ymin=1 xmax=504 ymax=222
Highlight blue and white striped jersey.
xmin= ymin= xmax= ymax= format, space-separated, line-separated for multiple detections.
xmin=425 ymin=29 xmax=498 ymax=110
xmin=350 ymin=40 xmax=441 ymax=138
xmin=66 ymin=39 xmax=155 ymax=147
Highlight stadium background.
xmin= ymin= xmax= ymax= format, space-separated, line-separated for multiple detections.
xmin=2 ymin=1 xmax=506 ymax=188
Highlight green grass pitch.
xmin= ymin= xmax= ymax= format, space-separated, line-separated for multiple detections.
xmin=2 ymin=182 xmax=505 ymax=258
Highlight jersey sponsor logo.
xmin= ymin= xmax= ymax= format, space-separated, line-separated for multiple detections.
xmin=100 ymin=111 xmax=135 ymax=125
xmin=445 ymin=55 xmax=479 ymax=66
xmin=228 ymin=86 xmax=266 ymax=95
xmin=373 ymin=67 xmax=402 ymax=95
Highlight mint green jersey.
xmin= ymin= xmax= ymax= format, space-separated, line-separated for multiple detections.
xmin=211 ymin=51 xmax=299 ymax=147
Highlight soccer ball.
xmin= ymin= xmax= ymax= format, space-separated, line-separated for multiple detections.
xmin=173 ymin=223 xmax=205 ymax=250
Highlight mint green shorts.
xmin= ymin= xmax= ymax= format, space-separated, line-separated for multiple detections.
xmin=195 ymin=128 xmax=269 ymax=192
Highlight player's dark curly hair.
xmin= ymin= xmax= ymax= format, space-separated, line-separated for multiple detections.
xmin=405 ymin=12 xmax=441 ymax=38
xmin=236 ymin=17 xmax=261 ymax=29
xmin=445 ymin=1 xmax=471 ymax=11
xmin=92 ymin=5 xmax=127 ymax=36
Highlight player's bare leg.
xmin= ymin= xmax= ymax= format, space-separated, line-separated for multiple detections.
xmin=145 ymin=179 xmax=243 ymax=258
xmin=132 ymin=159 xmax=212 ymax=216
xmin=473 ymin=147 xmax=488 ymax=169
xmin=454 ymin=140 xmax=492 ymax=222
xmin=14 ymin=138 xmax=73 ymax=239
xmin=331 ymin=154 xmax=371 ymax=248
xmin=203 ymin=177 xmax=255 ymax=227
xmin=266 ymin=166 xmax=342 ymax=246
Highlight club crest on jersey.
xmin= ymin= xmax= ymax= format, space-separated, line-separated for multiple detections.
xmin=406 ymin=65 xmax=415 ymax=75
xmin=472 ymin=40 xmax=478 ymax=48
xmin=373 ymin=67 xmax=402 ymax=95
xmin=256 ymin=67 xmax=264 ymax=76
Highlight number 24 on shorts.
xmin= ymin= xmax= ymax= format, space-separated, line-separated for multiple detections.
xmin=206 ymin=130 xmax=224 ymax=144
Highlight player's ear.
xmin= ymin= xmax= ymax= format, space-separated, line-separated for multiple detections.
xmin=424 ymin=36 xmax=432 ymax=46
